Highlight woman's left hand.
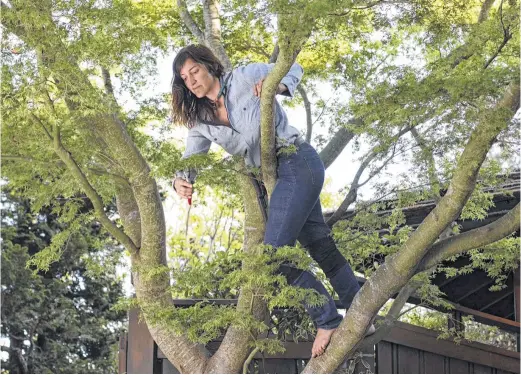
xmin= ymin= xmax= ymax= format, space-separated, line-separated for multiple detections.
xmin=254 ymin=80 xmax=288 ymax=97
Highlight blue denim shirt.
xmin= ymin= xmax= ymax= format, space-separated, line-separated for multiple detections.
xmin=176 ymin=62 xmax=304 ymax=181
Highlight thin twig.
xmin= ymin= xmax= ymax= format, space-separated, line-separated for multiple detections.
xmin=483 ymin=32 xmax=511 ymax=69
xmin=357 ymin=142 xmax=402 ymax=188
xmin=327 ymin=0 xmax=386 ymax=16
xmin=396 ymin=303 xmax=420 ymax=319
xmin=483 ymin=0 xmax=512 ymax=69
xmin=327 ymin=126 xmax=413 ymax=226
xmin=30 ymin=112 xmax=53 ymax=141
xmin=312 ymin=94 xmax=335 ymax=126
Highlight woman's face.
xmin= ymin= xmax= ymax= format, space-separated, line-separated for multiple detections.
xmin=179 ymin=58 xmax=216 ymax=98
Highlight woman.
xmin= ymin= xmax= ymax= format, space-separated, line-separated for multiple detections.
xmin=171 ymin=45 xmax=370 ymax=357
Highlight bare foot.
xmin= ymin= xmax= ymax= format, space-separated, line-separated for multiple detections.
xmin=311 ymin=328 xmax=336 ymax=358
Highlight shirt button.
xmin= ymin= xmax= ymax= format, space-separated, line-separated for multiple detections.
xmin=214 ymin=138 xmax=217 ymax=141
xmin=243 ymin=108 xmax=246 ymax=110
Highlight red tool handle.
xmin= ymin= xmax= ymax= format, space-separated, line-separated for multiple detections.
xmin=188 ymin=197 xmax=192 ymax=206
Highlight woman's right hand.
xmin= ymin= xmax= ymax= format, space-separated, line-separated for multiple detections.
xmin=173 ymin=178 xmax=193 ymax=199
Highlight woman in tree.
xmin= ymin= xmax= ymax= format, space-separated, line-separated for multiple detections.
xmin=171 ymin=44 xmax=372 ymax=357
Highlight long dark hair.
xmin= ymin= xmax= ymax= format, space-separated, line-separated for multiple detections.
xmin=171 ymin=45 xmax=225 ymax=128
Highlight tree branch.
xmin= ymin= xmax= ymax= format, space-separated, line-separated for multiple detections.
xmin=101 ymin=67 xmax=114 ymax=96
xmin=357 ymin=143 xmax=401 ymax=188
xmin=303 ymin=82 xmax=520 ymax=373
xmin=205 ymin=173 xmax=268 ymax=373
xmin=326 ymin=152 xmax=377 ymax=226
xmin=269 ymin=44 xmax=279 ymax=63
xmin=203 ymin=0 xmax=220 ymax=42
xmin=417 ymin=203 xmax=520 ymax=273
xmin=365 ymin=202 xmax=520 ymax=347
xmin=115 ymin=180 xmax=142 ymax=250
xmin=27 ymin=316 xmax=43 ymax=359
xmin=2 ymin=154 xmax=129 ymax=185
xmin=297 ymin=85 xmax=313 ymax=143
xmin=318 ymin=0 xmax=500 ymax=174
xmin=30 ymin=112 xmax=53 ymax=141
xmin=478 ymin=0 xmax=497 ymax=23
xmin=5 ymin=6 xmax=210 ymax=371
xmin=260 ymin=15 xmax=312 ymax=194
xmin=51 ymin=127 xmax=139 ymax=255
xmin=484 ymin=28 xmax=512 ymax=69
xmin=202 ymin=0 xmax=232 ymax=70
xmin=5 ymin=343 xmax=29 ymax=374
xmin=98 ymin=115 xmax=209 ymax=372
xmin=176 ymin=0 xmax=204 ymax=43
xmin=447 ymin=0 xmax=498 ymax=68
xmin=361 ymin=277 xmax=423 ymax=349
xmin=312 ymin=95 xmax=334 ymax=126
xmin=326 ymin=126 xmax=412 ymax=226
xmin=100 ymin=66 xmax=120 ymax=108
xmin=319 ymin=124 xmax=357 ymax=169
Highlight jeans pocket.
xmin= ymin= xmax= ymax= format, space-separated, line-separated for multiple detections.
xmin=303 ymin=154 xmax=324 ymax=186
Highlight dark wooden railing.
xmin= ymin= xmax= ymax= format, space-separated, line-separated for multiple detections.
xmin=119 ymin=302 xmax=520 ymax=374
xmin=376 ymin=320 xmax=519 ymax=374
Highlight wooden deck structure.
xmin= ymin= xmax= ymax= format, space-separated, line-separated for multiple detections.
xmin=119 ymin=304 xmax=520 ymax=374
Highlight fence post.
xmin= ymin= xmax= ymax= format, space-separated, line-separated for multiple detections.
xmin=118 ymin=333 xmax=128 ymax=374
xmin=126 ymin=308 xmax=155 ymax=374
xmin=514 ymin=268 xmax=520 ymax=352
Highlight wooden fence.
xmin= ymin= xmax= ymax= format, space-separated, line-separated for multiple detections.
xmin=119 ymin=309 xmax=519 ymax=374
xmin=375 ymin=320 xmax=519 ymax=374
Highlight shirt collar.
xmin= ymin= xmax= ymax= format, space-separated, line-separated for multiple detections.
xmin=217 ymin=72 xmax=233 ymax=99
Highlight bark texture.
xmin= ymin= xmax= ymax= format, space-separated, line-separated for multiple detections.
xmin=91 ymin=115 xmax=212 ymax=372
xmin=176 ymin=0 xmax=205 ymax=43
xmin=115 ymin=181 xmax=142 ymax=249
xmin=319 ymin=125 xmax=357 ymax=170
xmin=202 ymin=0 xmax=232 ymax=70
xmin=260 ymin=15 xmax=313 ymax=194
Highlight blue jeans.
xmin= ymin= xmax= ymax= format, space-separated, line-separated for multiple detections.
xmin=264 ymin=141 xmax=361 ymax=330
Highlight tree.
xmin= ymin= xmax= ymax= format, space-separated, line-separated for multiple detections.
xmin=1 ymin=189 xmax=126 ymax=373
xmin=1 ymin=0 xmax=519 ymax=373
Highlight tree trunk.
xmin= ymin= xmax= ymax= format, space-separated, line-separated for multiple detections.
xmin=205 ymin=172 xmax=268 ymax=373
